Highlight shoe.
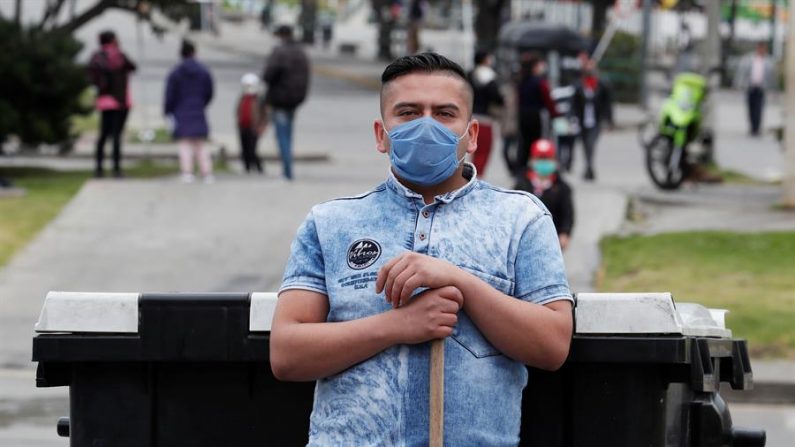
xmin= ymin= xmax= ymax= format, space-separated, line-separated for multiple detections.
xmin=181 ymin=173 xmax=195 ymax=183
xmin=203 ymin=175 xmax=215 ymax=184
xmin=583 ymin=169 xmax=595 ymax=181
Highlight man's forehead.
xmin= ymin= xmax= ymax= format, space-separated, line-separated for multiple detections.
xmin=381 ymin=72 xmax=472 ymax=110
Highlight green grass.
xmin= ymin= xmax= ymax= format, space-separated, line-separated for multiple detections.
xmin=0 ymin=162 xmax=184 ymax=267
xmin=599 ymin=231 xmax=795 ymax=359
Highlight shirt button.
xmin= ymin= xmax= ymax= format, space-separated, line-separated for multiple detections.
xmin=422 ymin=211 xmax=430 ymax=218
xmin=419 ymin=232 xmax=426 ymax=241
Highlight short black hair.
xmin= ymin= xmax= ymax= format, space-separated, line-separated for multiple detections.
xmin=380 ymin=52 xmax=473 ymax=116
xmin=474 ymin=50 xmax=490 ymax=66
xmin=181 ymin=40 xmax=195 ymax=58
xmin=274 ymin=25 xmax=293 ymax=39
xmin=382 ymin=52 xmax=467 ymax=85
xmin=99 ymin=30 xmax=116 ymax=45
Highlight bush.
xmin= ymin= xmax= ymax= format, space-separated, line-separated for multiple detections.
xmin=599 ymin=31 xmax=641 ymax=103
xmin=0 ymin=19 xmax=91 ymax=151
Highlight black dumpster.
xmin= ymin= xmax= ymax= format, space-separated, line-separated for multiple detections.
xmin=33 ymin=292 xmax=314 ymax=446
xmin=33 ymin=291 xmax=764 ymax=446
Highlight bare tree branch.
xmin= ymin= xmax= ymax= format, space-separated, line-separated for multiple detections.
xmin=40 ymin=0 xmax=67 ymax=30
xmin=55 ymin=0 xmax=144 ymax=34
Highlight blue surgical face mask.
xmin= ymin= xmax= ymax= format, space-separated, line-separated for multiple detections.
xmin=387 ymin=117 xmax=468 ymax=186
xmin=532 ymin=159 xmax=557 ymax=176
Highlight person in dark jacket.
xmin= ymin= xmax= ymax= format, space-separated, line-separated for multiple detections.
xmin=514 ymin=139 xmax=574 ymax=251
xmin=165 ymin=40 xmax=215 ymax=183
xmin=572 ymin=57 xmax=613 ymax=181
xmin=516 ymin=53 xmax=558 ymax=176
xmin=87 ymin=30 xmax=136 ymax=178
xmin=468 ymin=50 xmax=504 ymax=177
xmin=263 ymin=25 xmax=310 ymax=180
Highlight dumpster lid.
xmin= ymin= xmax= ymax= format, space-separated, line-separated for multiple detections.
xmin=35 ymin=291 xmax=279 ymax=334
xmin=35 ymin=291 xmax=139 ymax=333
xmin=575 ymin=293 xmax=731 ymax=337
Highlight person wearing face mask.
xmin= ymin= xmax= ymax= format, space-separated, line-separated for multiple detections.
xmin=514 ymin=139 xmax=574 ymax=251
xmin=271 ymin=53 xmax=572 ymax=446
xmin=572 ymin=57 xmax=613 ymax=181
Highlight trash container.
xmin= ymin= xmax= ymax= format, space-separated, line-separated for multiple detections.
xmin=33 ymin=292 xmax=314 ymax=447
xmin=34 ymin=292 xmax=764 ymax=446
xmin=520 ymin=293 xmax=766 ymax=447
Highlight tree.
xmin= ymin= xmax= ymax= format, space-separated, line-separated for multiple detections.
xmin=474 ymin=0 xmax=507 ymax=54
xmin=371 ymin=0 xmax=397 ymax=61
xmin=0 ymin=0 xmax=191 ymax=150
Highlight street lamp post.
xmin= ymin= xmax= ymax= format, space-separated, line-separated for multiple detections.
xmin=784 ymin=0 xmax=795 ymax=207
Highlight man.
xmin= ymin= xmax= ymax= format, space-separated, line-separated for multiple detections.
xmin=572 ymin=57 xmax=613 ymax=181
xmin=516 ymin=53 xmax=558 ymax=176
xmin=514 ymin=139 xmax=574 ymax=251
xmin=468 ymin=50 xmax=504 ymax=177
xmin=263 ymin=25 xmax=310 ymax=180
xmin=271 ymin=53 xmax=572 ymax=446
xmin=736 ymin=42 xmax=776 ymax=137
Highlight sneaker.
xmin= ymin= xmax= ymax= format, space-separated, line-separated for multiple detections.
xmin=203 ymin=175 xmax=215 ymax=184
xmin=181 ymin=173 xmax=196 ymax=183
xmin=583 ymin=169 xmax=595 ymax=181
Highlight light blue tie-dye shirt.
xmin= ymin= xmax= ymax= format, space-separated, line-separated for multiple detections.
xmin=280 ymin=163 xmax=572 ymax=446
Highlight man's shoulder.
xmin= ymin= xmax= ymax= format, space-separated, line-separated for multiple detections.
xmin=472 ymin=181 xmax=548 ymax=218
xmin=310 ymin=184 xmax=389 ymax=217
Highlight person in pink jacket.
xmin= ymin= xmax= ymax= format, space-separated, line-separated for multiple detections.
xmin=87 ymin=31 xmax=136 ymax=178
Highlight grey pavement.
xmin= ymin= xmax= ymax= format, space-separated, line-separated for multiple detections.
xmin=2 ymin=6 xmax=795 ymax=445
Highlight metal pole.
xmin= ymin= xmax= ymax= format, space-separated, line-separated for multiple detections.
xmin=700 ymin=0 xmax=721 ymax=165
xmin=639 ymin=0 xmax=652 ymax=110
xmin=783 ymin=0 xmax=795 ymax=207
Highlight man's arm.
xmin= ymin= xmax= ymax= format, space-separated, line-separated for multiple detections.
xmin=270 ymin=286 xmax=463 ymax=381
xmin=377 ymin=253 xmax=572 ymax=370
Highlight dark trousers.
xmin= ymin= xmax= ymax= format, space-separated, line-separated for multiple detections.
xmin=557 ymin=135 xmax=577 ymax=172
xmin=581 ymin=126 xmax=600 ymax=176
xmin=239 ymin=128 xmax=263 ymax=173
xmin=517 ymin=109 xmax=542 ymax=175
xmin=747 ymin=87 xmax=765 ymax=136
xmin=95 ymin=109 xmax=129 ymax=176
xmin=502 ymin=134 xmax=518 ymax=174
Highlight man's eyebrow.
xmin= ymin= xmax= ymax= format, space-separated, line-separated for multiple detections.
xmin=392 ymin=102 xmax=422 ymax=109
xmin=433 ymin=103 xmax=460 ymax=111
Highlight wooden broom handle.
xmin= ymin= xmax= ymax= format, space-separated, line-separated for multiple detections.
xmin=429 ymin=338 xmax=445 ymax=447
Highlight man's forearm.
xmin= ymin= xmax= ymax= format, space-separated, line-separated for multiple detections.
xmin=454 ymin=271 xmax=572 ymax=370
xmin=270 ymin=311 xmax=401 ymax=381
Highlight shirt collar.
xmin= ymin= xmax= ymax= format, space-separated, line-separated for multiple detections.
xmin=385 ymin=162 xmax=479 ymax=204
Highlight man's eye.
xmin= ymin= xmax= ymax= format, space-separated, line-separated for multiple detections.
xmin=399 ymin=111 xmax=418 ymax=116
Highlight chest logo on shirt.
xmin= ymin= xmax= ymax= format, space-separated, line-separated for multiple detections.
xmin=347 ymin=239 xmax=381 ymax=270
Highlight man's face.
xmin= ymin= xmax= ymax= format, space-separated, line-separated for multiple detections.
xmin=374 ymin=72 xmax=478 ymax=160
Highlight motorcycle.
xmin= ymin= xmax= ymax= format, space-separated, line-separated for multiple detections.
xmin=640 ymin=73 xmax=712 ymax=190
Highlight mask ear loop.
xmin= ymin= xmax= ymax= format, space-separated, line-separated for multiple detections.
xmin=456 ymin=121 xmax=472 ymax=167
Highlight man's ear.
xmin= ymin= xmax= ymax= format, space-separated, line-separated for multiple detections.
xmin=466 ymin=119 xmax=479 ymax=155
xmin=374 ymin=119 xmax=389 ymax=154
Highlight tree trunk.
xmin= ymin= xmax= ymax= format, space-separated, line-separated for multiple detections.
xmin=299 ymin=0 xmax=317 ymax=45
xmin=474 ymin=0 xmax=505 ymax=53
xmin=371 ymin=0 xmax=394 ymax=61
xmin=14 ymin=0 xmax=22 ymax=25
xmin=590 ymin=0 xmax=610 ymax=41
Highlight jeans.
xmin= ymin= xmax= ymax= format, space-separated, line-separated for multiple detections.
xmin=272 ymin=107 xmax=295 ymax=179
xmin=95 ymin=109 xmax=129 ymax=176
xmin=747 ymin=87 xmax=765 ymax=136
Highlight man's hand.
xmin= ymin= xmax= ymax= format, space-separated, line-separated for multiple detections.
xmin=393 ymin=286 xmax=463 ymax=344
xmin=559 ymin=233 xmax=570 ymax=251
xmin=376 ymin=252 xmax=461 ymax=308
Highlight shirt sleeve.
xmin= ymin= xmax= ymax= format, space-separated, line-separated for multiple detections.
xmin=279 ymin=211 xmax=327 ymax=296
xmin=513 ymin=211 xmax=572 ymax=305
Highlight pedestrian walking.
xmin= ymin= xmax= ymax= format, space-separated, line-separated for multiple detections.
xmin=237 ymin=73 xmax=267 ymax=174
xmin=735 ymin=42 xmax=776 ymax=137
xmin=499 ymin=79 xmax=520 ymax=174
xmin=467 ymin=50 xmax=504 ymax=177
xmin=263 ymin=25 xmax=310 ymax=180
xmin=572 ymin=57 xmax=613 ymax=181
xmin=164 ymin=40 xmax=215 ymax=184
xmin=87 ymin=30 xmax=136 ymax=178
xmin=516 ymin=53 xmax=557 ymax=175
xmin=514 ymin=139 xmax=574 ymax=251
xmin=271 ymin=52 xmax=572 ymax=445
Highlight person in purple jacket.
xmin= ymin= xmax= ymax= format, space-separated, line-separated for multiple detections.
xmin=165 ymin=40 xmax=215 ymax=183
